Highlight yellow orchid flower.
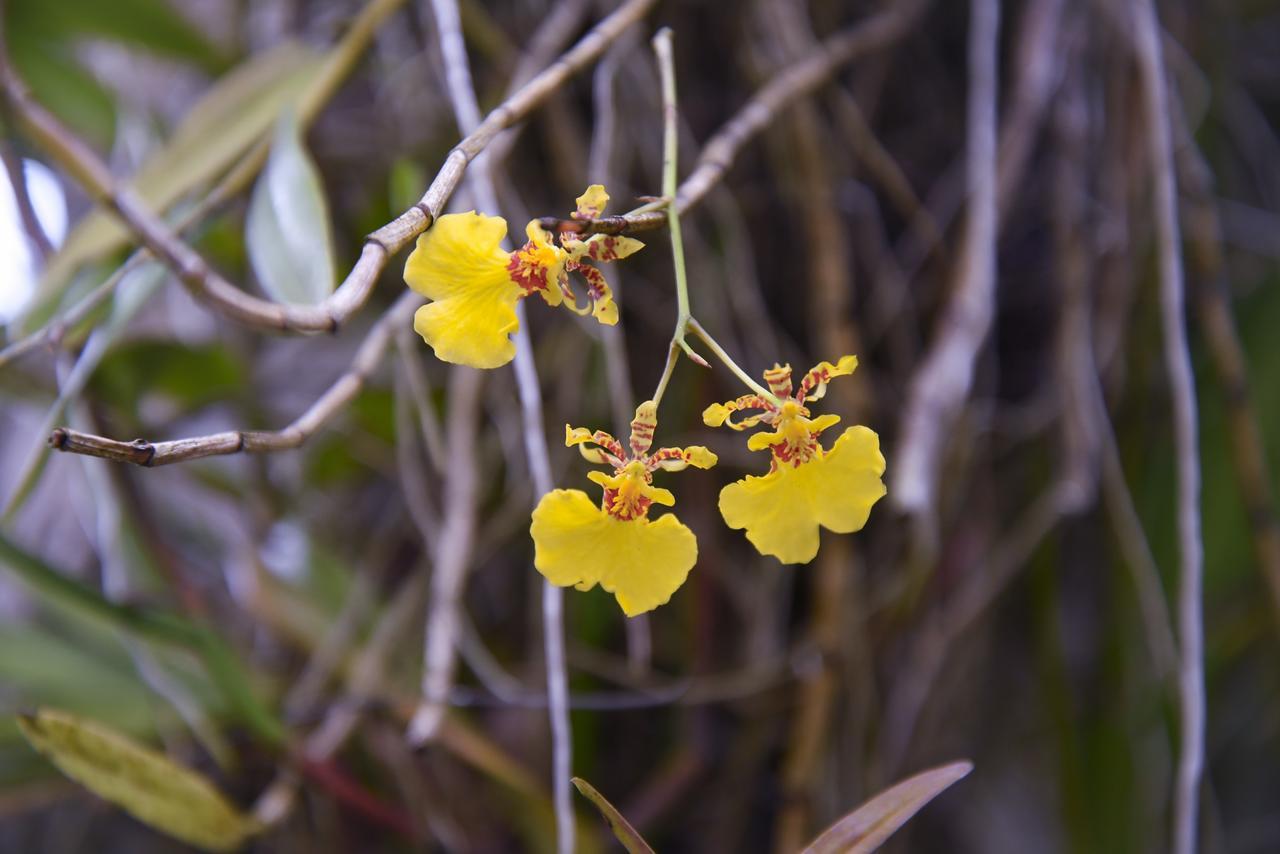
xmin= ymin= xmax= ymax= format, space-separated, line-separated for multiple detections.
xmin=403 ymin=185 xmax=643 ymax=368
xmin=531 ymin=401 xmax=717 ymax=617
xmin=703 ymin=356 xmax=886 ymax=564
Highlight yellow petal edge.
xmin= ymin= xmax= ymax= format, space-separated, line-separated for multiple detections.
xmin=719 ymin=426 xmax=887 ymax=564
xmin=404 ymin=211 xmax=521 ymax=369
xmin=531 ymin=489 xmax=697 ymax=617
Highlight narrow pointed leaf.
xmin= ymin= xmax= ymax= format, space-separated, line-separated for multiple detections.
xmin=801 ymin=760 xmax=973 ymax=854
xmin=28 ymin=42 xmax=324 ymax=324
xmin=17 ymin=708 xmax=261 ymax=852
xmin=571 ymin=776 xmax=655 ymax=854
xmin=245 ymin=110 xmax=335 ymax=306
xmin=2 ymin=262 xmax=167 ymax=520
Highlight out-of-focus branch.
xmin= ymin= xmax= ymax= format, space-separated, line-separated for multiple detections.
xmin=1175 ymin=116 xmax=1280 ymax=625
xmin=763 ymin=1 xmax=873 ymax=845
xmin=408 ymin=368 xmax=482 ymax=743
xmin=409 ymin=5 xmax=576 ymax=854
xmin=1128 ymin=2 xmax=1205 ymax=851
xmin=402 ymin=0 xmax=491 ymax=751
xmin=538 ymin=0 xmax=929 ymax=237
xmin=828 ymin=88 xmax=943 ymax=256
xmin=47 ymin=292 xmax=420 ymax=466
xmin=42 ymin=0 xmax=659 ymax=466
xmin=0 ymin=251 xmax=144 ymax=370
xmin=890 ymin=0 xmax=1000 ymax=517
xmin=882 ymin=483 xmax=1072 ymax=773
xmin=0 ymin=0 xmax=657 ymax=334
xmin=0 ymin=142 xmax=53 ymax=261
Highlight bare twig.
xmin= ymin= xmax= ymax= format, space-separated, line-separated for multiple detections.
xmin=514 ymin=307 xmax=573 ymax=854
xmin=0 ymin=0 xmax=657 ymax=334
xmin=407 ymin=368 xmax=482 ymax=743
xmin=890 ymin=0 xmax=1000 ymax=516
xmin=47 ymin=292 xmax=420 ymax=466
xmin=0 ymin=251 xmax=146 ymax=370
xmin=43 ymin=0 xmax=659 ymax=466
xmin=1128 ymin=2 xmax=1205 ymax=850
xmin=883 ymin=484 xmax=1071 ymax=772
xmin=764 ymin=2 xmax=873 ymax=844
xmin=828 ymin=89 xmax=942 ymax=255
xmin=0 ymin=142 xmax=53 ymax=261
xmin=413 ymin=2 xmax=576 ymax=851
xmin=539 ymin=0 xmax=929 ymax=238
xmin=401 ymin=0 xmax=492 ymax=753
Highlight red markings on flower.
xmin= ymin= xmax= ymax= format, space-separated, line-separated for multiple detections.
xmin=767 ymin=426 xmax=822 ymax=471
xmin=506 ymin=247 xmax=550 ymax=295
xmin=591 ymin=431 xmax=626 ymax=463
xmin=569 ymin=262 xmax=610 ymax=312
xmin=587 ymin=236 xmax=620 ymax=262
xmin=602 ymin=485 xmax=653 ymax=521
xmin=763 ymin=364 xmax=794 ymax=398
xmin=798 ymin=368 xmax=831 ymax=399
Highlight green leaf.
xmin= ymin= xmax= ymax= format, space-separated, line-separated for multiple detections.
xmin=571 ymin=777 xmax=655 ymax=854
xmin=6 ymin=0 xmax=227 ymax=73
xmin=4 ymin=36 xmax=116 ymax=146
xmin=801 ymin=760 xmax=973 ymax=854
xmin=29 ymin=42 xmax=325 ymax=322
xmin=2 ymin=262 xmax=167 ymax=521
xmin=245 ymin=110 xmax=335 ymax=306
xmin=17 ymin=708 xmax=261 ymax=852
xmin=0 ymin=532 xmax=285 ymax=746
xmin=0 ymin=624 xmax=160 ymax=738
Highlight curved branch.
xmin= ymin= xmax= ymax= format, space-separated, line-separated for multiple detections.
xmin=47 ymin=292 xmax=419 ymax=466
xmin=0 ymin=0 xmax=658 ymax=334
xmin=538 ymin=0 xmax=929 ymax=237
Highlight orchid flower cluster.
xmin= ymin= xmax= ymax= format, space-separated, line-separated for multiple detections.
xmin=403 ymin=185 xmax=886 ymax=616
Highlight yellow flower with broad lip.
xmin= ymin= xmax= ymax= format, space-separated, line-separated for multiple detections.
xmin=703 ymin=356 xmax=886 ymax=564
xmin=403 ymin=185 xmax=642 ymax=368
xmin=530 ymin=401 xmax=717 ymax=617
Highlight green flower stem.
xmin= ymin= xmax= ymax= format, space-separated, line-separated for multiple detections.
xmin=650 ymin=29 xmax=776 ymax=409
xmin=688 ymin=318 xmax=776 ymax=401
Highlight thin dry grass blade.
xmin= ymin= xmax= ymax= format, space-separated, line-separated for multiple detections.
xmin=570 ymin=776 xmax=655 ymax=854
xmin=801 ymin=760 xmax=973 ymax=854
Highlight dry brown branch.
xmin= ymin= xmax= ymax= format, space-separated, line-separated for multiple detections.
xmin=43 ymin=0 xmax=656 ymax=467
xmin=0 ymin=141 xmax=52 ymax=261
xmin=408 ymin=368 xmax=482 ymax=743
xmin=407 ymin=0 xmax=494 ymax=753
xmin=828 ymin=88 xmax=942 ymax=255
xmin=762 ymin=2 xmax=874 ymax=846
xmin=538 ymin=0 xmax=929 ymax=238
xmin=48 ymin=291 xmax=420 ymax=466
xmin=0 ymin=0 xmax=657 ymax=334
xmin=1126 ymin=2 xmax=1206 ymax=851
xmin=882 ymin=483 xmax=1072 ymax=773
xmin=413 ymin=4 xmax=574 ymax=852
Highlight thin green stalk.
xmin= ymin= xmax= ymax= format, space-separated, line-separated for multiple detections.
xmin=650 ymin=29 xmax=776 ymax=410
xmin=688 ymin=318 xmax=775 ymax=401
xmin=653 ymin=29 xmax=688 ymax=326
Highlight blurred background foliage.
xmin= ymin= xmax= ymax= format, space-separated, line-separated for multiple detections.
xmin=1 ymin=0 xmax=1279 ymax=852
